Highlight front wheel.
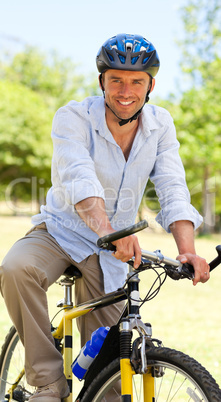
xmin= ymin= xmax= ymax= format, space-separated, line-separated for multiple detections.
xmin=81 ymin=346 xmax=221 ymax=401
xmin=0 ymin=326 xmax=34 ymax=401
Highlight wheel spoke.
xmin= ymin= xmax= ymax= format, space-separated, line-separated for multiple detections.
xmin=1 ymin=332 xmax=221 ymax=402
xmin=81 ymin=347 xmax=221 ymax=401
xmin=0 ymin=328 xmax=34 ymax=401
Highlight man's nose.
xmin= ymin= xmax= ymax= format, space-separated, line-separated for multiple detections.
xmin=119 ymin=83 xmax=132 ymax=97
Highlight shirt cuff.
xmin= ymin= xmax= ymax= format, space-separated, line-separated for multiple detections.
xmin=67 ymin=178 xmax=105 ymax=205
xmin=155 ymin=203 xmax=203 ymax=233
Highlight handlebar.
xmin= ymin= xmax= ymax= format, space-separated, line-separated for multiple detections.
xmin=209 ymin=245 xmax=221 ymax=271
xmin=97 ymin=220 xmax=221 ymax=280
xmin=97 ymin=220 xmax=148 ymax=251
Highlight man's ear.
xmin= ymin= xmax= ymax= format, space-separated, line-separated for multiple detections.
xmin=99 ymin=74 xmax=105 ymax=91
xmin=150 ymin=78 xmax=155 ymax=93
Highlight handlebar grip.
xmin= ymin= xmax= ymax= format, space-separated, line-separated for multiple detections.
xmin=182 ymin=262 xmax=194 ymax=275
xmin=181 ymin=245 xmax=221 ymax=278
xmin=97 ymin=220 xmax=148 ymax=250
xmin=209 ymin=245 xmax=221 ymax=272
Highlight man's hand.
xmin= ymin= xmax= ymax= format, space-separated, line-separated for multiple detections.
xmin=112 ymin=235 xmax=142 ymax=268
xmin=177 ymin=253 xmax=210 ymax=286
xmin=75 ymin=197 xmax=142 ymax=268
xmin=170 ymin=220 xmax=210 ymax=286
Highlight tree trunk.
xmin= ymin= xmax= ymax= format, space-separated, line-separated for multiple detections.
xmin=202 ymin=167 xmax=215 ymax=234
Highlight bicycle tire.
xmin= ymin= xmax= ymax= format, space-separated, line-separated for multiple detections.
xmin=80 ymin=346 xmax=221 ymax=401
xmin=0 ymin=326 xmax=34 ymax=401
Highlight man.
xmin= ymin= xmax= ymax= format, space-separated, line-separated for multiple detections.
xmin=0 ymin=34 xmax=209 ymax=401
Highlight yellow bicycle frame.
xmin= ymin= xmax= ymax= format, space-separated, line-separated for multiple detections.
xmin=52 ymin=304 xmax=94 ymax=402
xmin=52 ymin=304 xmax=155 ymax=402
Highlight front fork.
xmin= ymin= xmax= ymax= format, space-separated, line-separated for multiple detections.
xmin=119 ymin=318 xmax=155 ymax=402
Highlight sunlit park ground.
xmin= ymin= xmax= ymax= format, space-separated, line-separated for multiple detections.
xmin=0 ymin=208 xmax=221 ymax=389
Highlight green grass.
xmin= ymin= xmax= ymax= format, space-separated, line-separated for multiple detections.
xmin=0 ymin=215 xmax=221 ymax=388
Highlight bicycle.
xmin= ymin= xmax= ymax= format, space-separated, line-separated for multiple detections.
xmin=1 ymin=219 xmax=221 ymax=401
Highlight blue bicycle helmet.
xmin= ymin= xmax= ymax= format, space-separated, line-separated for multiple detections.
xmin=96 ymin=33 xmax=160 ymax=77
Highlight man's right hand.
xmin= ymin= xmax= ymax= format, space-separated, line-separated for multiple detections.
xmin=112 ymin=234 xmax=141 ymax=268
xmin=75 ymin=197 xmax=142 ymax=269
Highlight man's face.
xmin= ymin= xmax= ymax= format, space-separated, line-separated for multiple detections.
xmin=101 ymin=69 xmax=154 ymax=122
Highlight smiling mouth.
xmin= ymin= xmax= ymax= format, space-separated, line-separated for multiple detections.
xmin=118 ymin=100 xmax=134 ymax=106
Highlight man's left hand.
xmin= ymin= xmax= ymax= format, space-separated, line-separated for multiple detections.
xmin=177 ymin=253 xmax=210 ymax=286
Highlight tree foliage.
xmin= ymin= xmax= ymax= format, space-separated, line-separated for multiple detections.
xmin=1 ymin=46 xmax=99 ymax=109
xmin=178 ymin=0 xmax=221 ymax=82
xmin=145 ymin=1 xmax=221 ymax=232
xmin=0 ymin=79 xmax=53 ymax=201
xmin=175 ymin=0 xmax=221 ymax=232
xmin=0 ymin=47 xmax=100 ymax=208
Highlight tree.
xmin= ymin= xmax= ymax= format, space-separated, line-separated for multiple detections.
xmin=1 ymin=46 xmax=100 ymax=110
xmin=0 ymin=80 xmax=53 ymax=208
xmin=178 ymin=0 xmax=221 ymax=82
xmin=142 ymin=1 xmax=221 ymax=232
xmin=0 ymin=47 xmax=101 ymax=213
xmin=173 ymin=72 xmax=221 ymax=232
xmin=174 ymin=0 xmax=221 ymax=233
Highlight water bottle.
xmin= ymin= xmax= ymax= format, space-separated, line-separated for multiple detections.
xmin=72 ymin=326 xmax=110 ymax=379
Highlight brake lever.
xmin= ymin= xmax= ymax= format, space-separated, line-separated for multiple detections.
xmin=180 ymin=263 xmax=194 ymax=279
xmin=127 ymin=258 xmax=153 ymax=271
xmin=165 ymin=263 xmax=194 ymax=280
xmin=99 ymin=243 xmax=116 ymax=251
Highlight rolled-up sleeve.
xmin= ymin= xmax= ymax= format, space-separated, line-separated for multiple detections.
xmin=150 ymin=114 xmax=203 ymax=232
xmin=51 ymin=106 xmax=105 ymax=205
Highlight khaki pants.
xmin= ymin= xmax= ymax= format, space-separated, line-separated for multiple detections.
xmin=0 ymin=224 xmax=124 ymax=386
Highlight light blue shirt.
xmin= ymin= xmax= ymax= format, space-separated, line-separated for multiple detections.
xmin=32 ymin=96 xmax=203 ymax=292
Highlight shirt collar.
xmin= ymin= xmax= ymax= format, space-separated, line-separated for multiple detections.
xmin=89 ymin=97 xmax=118 ymax=144
xmin=89 ymin=96 xmax=163 ymax=139
xmin=140 ymin=104 xmax=163 ymax=137
xmin=89 ymin=96 xmax=106 ymax=131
